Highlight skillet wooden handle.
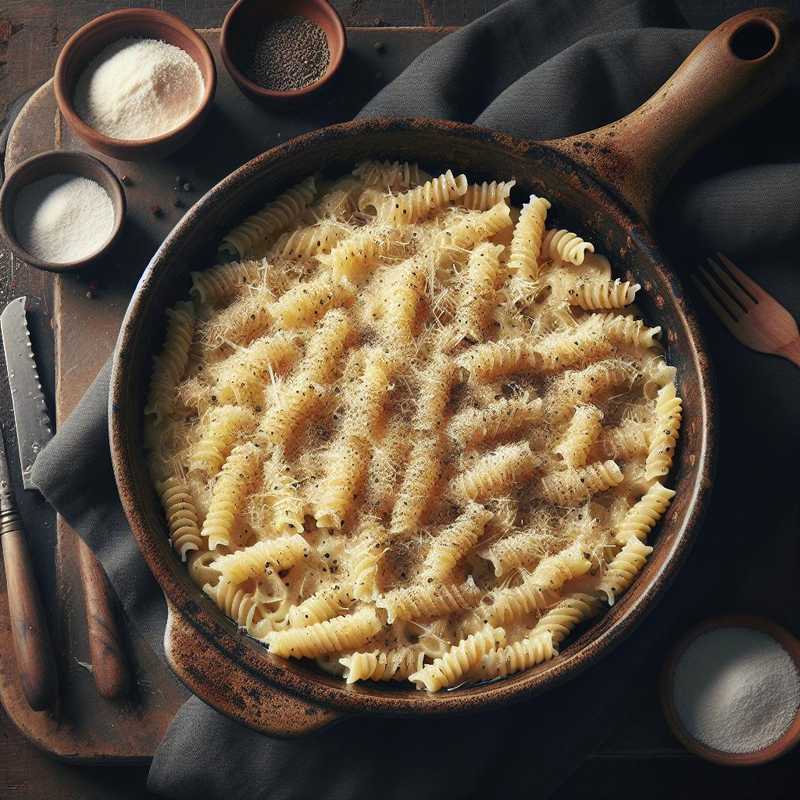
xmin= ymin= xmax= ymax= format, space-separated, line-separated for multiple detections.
xmin=547 ymin=8 xmax=799 ymax=223
xmin=77 ymin=537 xmax=130 ymax=699
xmin=1 ymin=506 xmax=58 ymax=711
xmin=163 ymin=599 xmax=341 ymax=736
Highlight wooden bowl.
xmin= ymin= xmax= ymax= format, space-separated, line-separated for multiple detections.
xmin=221 ymin=0 xmax=346 ymax=105
xmin=0 ymin=150 xmax=126 ymax=273
xmin=661 ymin=616 xmax=800 ymax=766
xmin=53 ymin=9 xmax=216 ymax=161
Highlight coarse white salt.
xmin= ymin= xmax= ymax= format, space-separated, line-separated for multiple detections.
xmin=672 ymin=626 xmax=800 ymax=754
xmin=14 ymin=174 xmax=115 ymax=264
xmin=74 ymin=38 xmax=204 ymax=140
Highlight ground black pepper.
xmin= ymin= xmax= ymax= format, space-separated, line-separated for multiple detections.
xmin=244 ymin=15 xmax=330 ymax=91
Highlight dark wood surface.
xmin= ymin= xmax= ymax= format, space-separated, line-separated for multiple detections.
xmin=0 ymin=2 xmax=798 ymax=798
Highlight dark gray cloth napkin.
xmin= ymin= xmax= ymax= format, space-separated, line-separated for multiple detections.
xmin=30 ymin=1 xmax=800 ymax=797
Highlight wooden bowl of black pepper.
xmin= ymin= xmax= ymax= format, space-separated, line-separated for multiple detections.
xmin=221 ymin=0 xmax=346 ymax=105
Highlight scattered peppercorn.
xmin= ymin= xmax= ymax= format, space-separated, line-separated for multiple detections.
xmin=85 ymin=290 xmax=95 ymax=299
xmin=182 ymin=182 xmax=193 ymax=192
xmin=120 ymin=174 xmax=132 ymax=186
xmin=151 ymin=204 xmax=163 ymax=218
xmin=374 ymin=41 xmax=386 ymax=53
xmin=174 ymin=197 xmax=185 ymax=208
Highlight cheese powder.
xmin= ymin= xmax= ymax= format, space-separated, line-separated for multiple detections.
xmin=74 ymin=38 xmax=204 ymax=140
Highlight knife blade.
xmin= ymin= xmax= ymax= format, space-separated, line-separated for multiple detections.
xmin=0 ymin=297 xmax=53 ymax=489
xmin=0 ymin=425 xmax=58 ymax=710
xmin=0 ymin=297 xmax=129 ymax=700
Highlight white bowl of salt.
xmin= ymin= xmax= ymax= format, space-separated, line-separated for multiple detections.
xmin=0 ymin=150 xmax=125 ymax=272
xmin=662 ymin=617 xmax=800 ymax=765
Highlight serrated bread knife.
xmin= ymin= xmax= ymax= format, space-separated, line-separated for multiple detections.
xmin=1 ymin=296 xmax=129 ymax=703
xmin=0 ymin=297 xmax=58 ymax=710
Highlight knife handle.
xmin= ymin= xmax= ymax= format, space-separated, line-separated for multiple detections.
xmin=0 ymin=497 xmax=58 ymax=711
xmin=77 ymin=538 xmax=130 ymax=699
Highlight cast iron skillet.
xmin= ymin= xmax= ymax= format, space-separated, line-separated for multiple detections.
xmin=110 ymin=9 xmax=797 ymax=736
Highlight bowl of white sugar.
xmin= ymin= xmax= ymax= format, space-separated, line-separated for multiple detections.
xmin=0 ymin=150 xmax=126 ymax=272
xmin=53 ymin=8 xmax=216 ymax=160
xmin=662 ymin=616 xmax=800 ymax=766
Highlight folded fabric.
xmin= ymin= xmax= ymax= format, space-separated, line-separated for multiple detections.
xmin=30 ymin=0 xmax=800 ymax=798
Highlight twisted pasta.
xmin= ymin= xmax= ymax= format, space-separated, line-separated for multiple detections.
xmin=218 ymin=176 xmax=316 ymax=259
xmin=450 ymin=441 xmax=540 ymax=502
xmin=414 ymin=353 xmax=460 ymax=432
xmin=145 ymin=302 xmax=195 ymax=423
xmin=287 ymin=585 xmax=353 ymax=628
xmin=531 ymin=593 xmax=602 ymax=645
xmin=264 ymin=607 xmax=382 ymax=657
xmin=479 ymin=529 xmax=543 ymax=577
xmin=481 ymin=545 xmax=591 ymax=626
xmin=190 ymin=259 xmax=263 ymax=306
xmin=270 ymin=273 xmax=354 ymax=330
xmin=476 ymin=630 xmax=556 ymax=681
xmin=390 ymin=435 xmax=443 ymax=536
xmin=380 ymin=259 xmax=427 ymax=346
xmin=204 ymin=578 xmax=265 ymax=632
xmin=345 ymin=349 xmax=394 ymax=440
xmin=349 ymin=521 xmax=386 ymax=601
xmin=645 ymin=383 xmax=682 ymax=481
xmin=410 ymin=626 xmax=505 ymax=692
xmin=456 ymin=338 xmax=538 ymax=382
xmin=448 ymin=394 xmax=542 ymax=448
xmin=554 ymin=404 xmax=604 ymax=468
xmin=202 ymin=285 xmax=274 ymax=347
xmin=321 ymin=226 xmax=403 ymax=282
xmin=314 ymin=436 xmax=369 ymax=529
xmin=262 ymin=451 xmax=306 ymax=535
xmin=539 ymin=460 xmax=623 ymax=506
xmin=508 ymin=194 xmax=551 ymax=281
xmin=273 ymin=220 xmax=349 ymax=259
xmin=436 ymin=203 xmax=512 ymax=264
xmin=353 ymin=160 xmax=429 ymax=190
xmin=556 ymin=277 xmax=639 ymax=310
xmin=340 ymin=647 xmax=425 ymax=683
xmin=210 ymin=333 xmax=300 ymax=406
xmin=542 ymin=228 xmax=595 ymax=265
xmin=214 ymin=534 xmax=309 ymax=583
xmin=157 ymin=476 xmax=202 ymax=561
xmin=377 ymin=577 xmax=482 ymax=624
xmin=190 ymin=406 xmax=258 ymax=477
xmin=453 ymin=242 xmax=505 ymax=343
xmin=201 ymin=443 xmax=263 ymax=549
xmin=593 ymin=420 xmax=651 ymax=461
xmin=458 ymin=179 xmax=515 ymax=210
xmin=598 ymin=537 xmax=653 ymax=604
xmin=615 ymin=481 xmax=676 ymax=544
xmin=423 ymin=504 xmax=493 ymax=580
xmin=378 ymin=170 xmax=468 ymax=225
xmin=598 ymin=313 xmax=661 ymax=349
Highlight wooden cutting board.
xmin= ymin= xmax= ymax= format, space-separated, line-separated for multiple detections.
xmin=0 ymin=25 xmax=684 ymax=763
xmin=0 ymin=26 xmax=462 ymax=762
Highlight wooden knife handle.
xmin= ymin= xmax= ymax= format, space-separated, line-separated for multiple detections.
xmin=1 ymin=505 xmax=58 ymax=711
xmin=77 ymin=538 xmax=130 ymax=699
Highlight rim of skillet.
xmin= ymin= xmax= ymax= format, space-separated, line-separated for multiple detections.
xmin=109 ymin=116 xmax=717 ymax=716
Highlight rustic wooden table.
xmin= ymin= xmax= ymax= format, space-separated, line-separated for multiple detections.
xmin=0 ymin=2 xmax=798 ymax=798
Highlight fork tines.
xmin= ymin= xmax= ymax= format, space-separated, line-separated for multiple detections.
xmin=694 ymin=253 xmax=759 ymax=323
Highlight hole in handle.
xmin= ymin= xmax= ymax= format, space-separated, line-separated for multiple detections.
xmin=729 ymin=19 xmax=778 ymax=61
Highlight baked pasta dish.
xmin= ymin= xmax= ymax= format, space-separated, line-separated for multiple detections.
xmin=144 ymin=162 xmax=682 ymax=692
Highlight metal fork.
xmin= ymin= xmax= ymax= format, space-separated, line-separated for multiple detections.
xmin=692 ymin=253 xmax=800 ymax=368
